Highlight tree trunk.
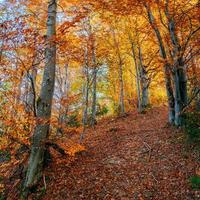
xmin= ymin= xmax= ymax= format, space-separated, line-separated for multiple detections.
xmin=112 ymin=29 xmax=125 ymax=115
xmin=196 ymin=93 xmax=200 ymax=111
xmin=26 ymin=66 xmax=37 ymax=116
xmin=119 ymin=59 xmax=125 ymax=114
xmin=176 ymin=58 xmax=187 ymax=107
xmin=130 ymin=40 xmax=142 ymax=112
xmin=172 ymin=59 xmax=187 ymax=126
xmin=82 ymin=47 xmax=90 ymax=127
xmin=23 ymin=0 xmax=57 ymax=193
xmin=164 ymin=63 xmax=175 ymax=123
xmin=80 ymin=49 xmax=90 ymax=142
xmin=164 ymin=0 xmax=187 ymax=125
xmin=145 ymin=3 xmax=175 ymax=123
xmin=138 ymin=47 xmax=149 ymax=108
xmin=25 ymin=32 xmax=39 ymax=116
xmin=57 ymin=64 xmax=69 ymax=135
xmin=191 ymin=50 xmax=200 ymax=111
xmin=173 ymin=69 xmax=182 ymax=125
xmin=91 ymin=39 xmax=97 ymax=126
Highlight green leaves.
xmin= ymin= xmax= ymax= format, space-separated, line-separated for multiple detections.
xmin=190 ymin=175 xmax=200 ymax=189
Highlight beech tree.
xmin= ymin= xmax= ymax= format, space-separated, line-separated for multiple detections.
xmin=144 ymin=2 xmax=175 ymax=123
xmin=24 ymin=0 xmax=57 ymax=193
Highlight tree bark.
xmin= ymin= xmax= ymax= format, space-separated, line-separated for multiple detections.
xmin=112 ymin=29 xmax=125 ymax=115
xmin=26 ymin=65 xmax=37 ymax=116
xmin=91 ymin=41 xmax=97 ymax=126
xmin=82 ymin=47 xmax=90 ymax=127
xmin=119 ymin=58 xmax=125 ymax=114
xmin=190 ymin=49 xmax=200 ymax=111
xmin=138 ymin=46 xmax=149 ymax=108
xmin=23 ymin=0 xmax=57 ymax=193
xmin=145 ymin=3 xmax=175 ymax=123
xmin=25 ymin=33 xmax=39 ymax=116
xmin=164 ymin=0 xmax=187 ymax=125
xmin=80 ymin=47 xmax=90 ymax=142
xmin=164 ymin=63 xmax=175 ymax=123
xmin=57 ymin=64 xmax=69 ymax=135
xmin=129 ymin=39 xmax=142 ymax=112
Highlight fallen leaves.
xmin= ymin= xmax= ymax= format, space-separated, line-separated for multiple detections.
xmin=41 ymin=107 xmax=198 ymax=199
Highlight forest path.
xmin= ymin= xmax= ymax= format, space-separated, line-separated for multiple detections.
xmin=44 ymin=106 xmax=197 ymax=200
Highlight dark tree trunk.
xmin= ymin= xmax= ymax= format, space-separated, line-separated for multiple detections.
xmin=145 ymin=3 xmax=175 ymax=123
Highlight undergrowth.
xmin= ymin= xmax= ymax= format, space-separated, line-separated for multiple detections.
xmin=182 ymin=111 xmax=200 ymax=189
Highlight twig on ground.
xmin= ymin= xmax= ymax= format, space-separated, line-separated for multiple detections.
xmin=43 ymin=174 xmax=47 ymax=190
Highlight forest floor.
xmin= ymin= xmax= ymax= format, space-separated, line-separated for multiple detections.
xmin=42 ymin=106 xmax=199 ymax=200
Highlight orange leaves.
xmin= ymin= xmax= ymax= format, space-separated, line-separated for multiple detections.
xmin=0 ymin=183 xmax=4 ymax=194
xmin=196 ymin=168 xmax=200 ymax=176
xmin=67 ymin=143 xmax=86 ymax=156
xmin=57 ymin=14 xmax=87 ymax=35
xmin=49 ymin=137 xmax=86 ymax=158
xmin=0 ymin=136 xmax=10 ymax=150
xmin=0 ymin=101 xmax=34 ymax=151
xmin=89 ymin=0 xmax=140 ymax=16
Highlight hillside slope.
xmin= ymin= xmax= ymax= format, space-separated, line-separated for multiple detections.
xmin=43 ymin=106 xmax=198 ymax=200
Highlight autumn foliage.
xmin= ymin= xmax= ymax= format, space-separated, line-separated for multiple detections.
xmin=0 ymin=0 xmax=199 ymax=199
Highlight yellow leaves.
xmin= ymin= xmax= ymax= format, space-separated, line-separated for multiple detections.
xmin=0 ymin=101 xmax=34 ymax=151
xmin=0 ymin=136 xmax=9 ymax=150
xmin=196 ymin=167 xmax=200 ymax=176
xmin=58 ymin=14 xmax=86 ymax=35
xmin=0 ymin=183 xmax=5 ymax=193
xmin=60 ymin=0 xmax=82 ymax=8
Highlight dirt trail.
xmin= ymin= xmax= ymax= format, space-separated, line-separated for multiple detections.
xmin=43 ymin=106 xmax=198 ymax=200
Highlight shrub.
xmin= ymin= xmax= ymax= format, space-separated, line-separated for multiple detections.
xmin=190 ymin=175 xmax=200 ymax=189
xmin=0 ymin=150 xmax=11 ymax=163
xmin=113 ymin=104 xmax=122 ymax=116
xmin=66 ymin=113 xmax=80 ymax=128
xmin=96 ymin=104 xmax=109 ymax=117
xmin=182 ymin=112 xmax=200 ymax=143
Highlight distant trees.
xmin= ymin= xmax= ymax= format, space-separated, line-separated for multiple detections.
xmin=112 ymin=28 xmax=125 ymax=115
xmin=90 ymin=24 xmax=98 ymax=126
xmin=56 ymin=64 xmax=69 ymax=135
xmin=127 ymin=17 xmax=159 ymax=112
xmin=81 ymin=16 xmax=99 ymax=126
